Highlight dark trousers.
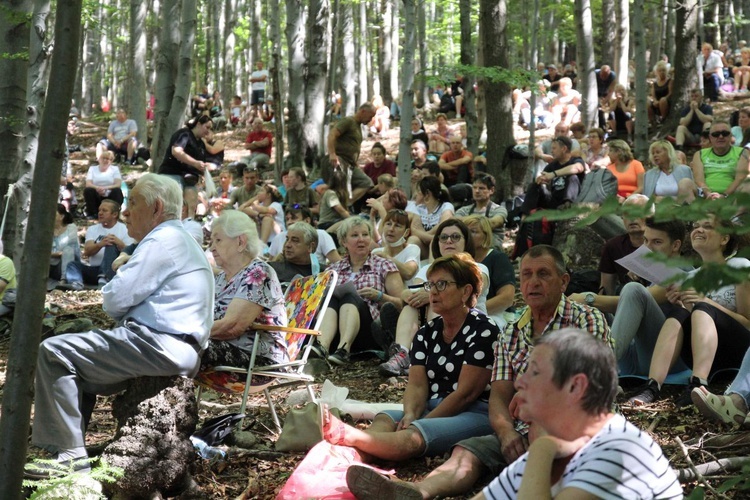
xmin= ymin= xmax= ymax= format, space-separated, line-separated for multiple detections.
xmin=83 ymin=187 xmax=124 ymax=217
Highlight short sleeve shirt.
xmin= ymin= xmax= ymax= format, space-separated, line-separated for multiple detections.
xmin=159 ymin=128 xmax=206 ymax=177
xmin=598 ymin=233 xmax=639 ymax=285
xmin=333 ymin=117 xmax=363 ymax=166
xmin=214 ymin=259 xmax=288 ymax=363
xmin=318 ymin=190 xmax=344 ymax=225
xmin=284 ymin=187 xmax=318 ymax=209
xmin=86 ymin=165 xmax=122 ymax=190
xmin=480 ymin=249 xmax=516 ymax=299
xmin=483 ymin=413 xmax=683 ymax=499
xmin=0 ymin=256 xmax=16 ymax=301
xmin=439 ymin=149 xmax=474 ymax=186
xmin=410 ymin=309 xmax=499 ymax=401
xmin=330 ymin=252 xmax=398 ymax=320
xmin=681 ymin=104 xmax=713 ymax=135
xmin=108 ymin=119 xmax=137 ymax=142
xmin=229 ymin=184 xmax=262 ymax=207
xmin=245 ymin=130 xmax=274 ymax=156
xmin=455 ymin=202 xmax=508 ymax=249
xmin=414 ymin=202 xmax=454 ymax=231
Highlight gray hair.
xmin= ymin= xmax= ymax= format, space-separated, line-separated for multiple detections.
xmin=337 ymin=216 xmax=373 ymax=243
xmin=287 ymin=221 xmax=318 ymax=247
xmin=536 ymin=328 xmax=618 ymax=415
xmin=520 ymin=244 xmax=567 ymax=276
xmin=135 ymin=174 xmax=182 ymax=220
xmin=212 ymin=210 xmax=263 ymax=259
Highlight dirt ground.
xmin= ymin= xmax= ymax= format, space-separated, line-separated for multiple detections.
xmin=3 ymin=111 xmax=750 ymax=498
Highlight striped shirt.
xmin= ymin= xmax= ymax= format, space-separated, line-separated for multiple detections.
xmin=492 ymin=295 xmax=612 ymax=382
xmin=483 ymin=413 xmax=684 ymax=499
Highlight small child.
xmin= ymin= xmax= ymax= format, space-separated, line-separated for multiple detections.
xmin=230 ymin=95 xmax=243 ymax=127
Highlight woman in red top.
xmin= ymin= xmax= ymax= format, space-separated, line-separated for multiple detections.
xmin=363 ymin=142 xmax=396 ymax=184
xmin=606 ymin=139 xmax=645 ymax=202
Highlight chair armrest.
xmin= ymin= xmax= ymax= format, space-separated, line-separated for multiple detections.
xmin=251 ymin=323 xmax=321 ymax=336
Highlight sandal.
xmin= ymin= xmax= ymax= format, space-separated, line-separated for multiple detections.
xmin=691 ymin=386 xmax=748 ymax=425
xmin=320 ymin=403 xmax=347 ymax=445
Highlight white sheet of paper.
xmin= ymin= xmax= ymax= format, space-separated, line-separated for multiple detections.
xmin=615 ymin=245 xmax=686 ymax=286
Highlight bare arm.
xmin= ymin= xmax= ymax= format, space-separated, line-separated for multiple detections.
xmin=724 ymin=149 xmax=750 ymax=195
xmin=211 ymin=299 xmax=263 ymax=340
xmin=489 ymin=379 xmax=528 ymax=463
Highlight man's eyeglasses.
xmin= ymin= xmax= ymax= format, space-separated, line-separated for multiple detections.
xmin=711 ymin=130 xmax=731 ymax=138
xmin=438 ymin=233 xmax=463 ymax=242
xmin=423 ymin=280 xmax=457 ymax=292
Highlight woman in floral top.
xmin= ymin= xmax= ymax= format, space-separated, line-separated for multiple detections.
xmin=200 ymin=211 xmax=288 ymax=373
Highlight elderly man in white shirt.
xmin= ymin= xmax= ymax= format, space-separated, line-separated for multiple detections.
xmin=26 ymin=174 xmax=214 ymax=479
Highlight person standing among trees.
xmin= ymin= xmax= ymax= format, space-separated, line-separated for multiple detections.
xmin=249 ymin=60 xmax=268 ymax=117
xmin=321 ymin=103 xmax=377 ymax=206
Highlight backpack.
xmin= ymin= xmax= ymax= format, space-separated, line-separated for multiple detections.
xmin=511 ymin=209 xmax=555 ymax=260
xmin=575 ymin=168 xmax=618 ymax=205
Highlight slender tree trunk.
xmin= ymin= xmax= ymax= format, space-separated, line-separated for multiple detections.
xmin=341 ymin=0 xmax=356 ymax=115
xmin=480 ymin=0 xmax=515 ymax=199
xmin=285 ymin=0 xmax=307 ymax=167
xmin=151 ymin=0 xmax=181 ymax=171
xmin=397 ymin=0 xmax=417 ymax=196
xmin=304 ymin=0 xmax=330 ymax=170
xmin=379 ymin=0 xmax=393 ymax=105
xmin=709 ymin=1 xmax=719 ymax=45
xmin=0 ymin=0 xmax=32 ymax=261
xmin=418 ymin=3 xmax=429 ymax=108
xmin=165 ymin=0 xmax=196 ymax=137
xmin=357 ymin=0 xmax=368 ymax=106
xmin=728 ymin=0 xmax=739 ymax=49
xmin=744 ymin=0 xmax=750 ymax=41
xmin=601 ymin=0 xmax=616 ymax=65
xmin=615 ymin=0 xmax=629 ymax=85
xmin=666 ymin=0 xmax=676 ymax=61
xmin=130 ymin=0 xmax=148 ymax=145
xmin=211 ymin=3 xmax=222 ymax=88
xmin=269 ymin=0 xmax=284 ymax=182
xmin=223 ymin=0 xmax=237 ymax=99
xmin=251 ymin=0 xmax=262 ymax=65
xmin=390 ymin=0 xmax=399 ymax=98
xmin=459 ymin=0 xmax=478 ymax=155
xmin=662 ymin=0 xmax=698 ymax=135
xmin=632 ymin=0 xmax=649 ymax=159
xmin=0 ymin=1 xmax=82 ymax=494
xmin=543 ymin=0 xmax=559 ymax=64
xmin=528 ymin=0 xmax=541 ymax=159
xmin=576 ymin=0 xmax=598 ymax=130
xmin=328 ymin=0 xmax=340 ymax=106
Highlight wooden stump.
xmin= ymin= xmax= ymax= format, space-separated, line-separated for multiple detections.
xmin=101 ymin=376 xmax=199 ymax=498
xmin=552 ymin=215 xmax=607 ymax=270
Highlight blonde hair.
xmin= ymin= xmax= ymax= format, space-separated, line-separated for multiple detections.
xmin=461 ymin=215 xmax=493 ymax=249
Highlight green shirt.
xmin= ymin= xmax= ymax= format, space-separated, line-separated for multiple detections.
xmin=0 ymin=255 xmax=16 ymax=301
xmin=333 ymin=116 xmax=363 ymax=166
xmin=701 ymin=146 xmax=743 ymax=193
xmin=229 ymin=184 xmax=261 ymax=207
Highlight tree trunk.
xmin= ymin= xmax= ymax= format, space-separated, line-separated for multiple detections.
xmin=0 ymin=0 xmax=32 ymax=260
xmin=727 ymin=0 xmax=739 ymax=50
xmin=165 ymin=0 xmax=196 ymax=138
xmin=285 ymin=0 xmax=307 ymax=168
xmin=340 ymin=0 xmax=356 ymax=115
xmin=379 ymin=0 xmax=393 ymax=106
xmin=151 ymin=0 xmax=181 ymax=171
xmin=397 ymin=0 xmax=417 ymax=197
xmin=418 ymin=3 xmax=429 ymax=108
xmin=615 ymin=0 xmax=629 ymax=85
xmin=130 ymin=0 xmax=148 ymax=146
xmin=661 ymin=0 xmax=698 ymax=135
xmin=251 ymin=0 xmax=262 ymax=66
xmin=576 ymin=0 xmax=598 ymax=130
xmin=10 ymin=0 xmax=51 ymax=263
xmin=601 ymin=0 xmax=616 ymax=65
xmin=459 ymin=0 xmax=478 ymax=155
xmin=269 ymin=0 xmax=284 ymax=182
xmin=543 ymin=0 xmax=559 ymax=64
xmin=480 ymin=0 xmax=515 ymax=199
xmin=708 ymin=1 xmax=719 ymax=45
xmin=666 ymin=0 xmax=676 ymax=61
xmin=357 ymin=0 xmax=368 ymax=106
xmin=223 ymin=0 xmax=237 ymax=99
xmin=744 ymin=0 xmax=750 ymax=42
xmin=632 ymin=0 xmax=649 ymax=159
xmin=390 ymin=0 xmax=399 ymax=98
xmin=304 ymin=0 xmax=330 ymax=170
xmin=0 ymin=1 xmax=82 ymax=494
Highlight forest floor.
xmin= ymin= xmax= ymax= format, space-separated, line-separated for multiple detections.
xmin=4 ymin=106 xmax=750 ymax=498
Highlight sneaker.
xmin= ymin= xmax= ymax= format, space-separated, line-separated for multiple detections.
xmin=676 ymin=376 xmax=706 ymax=408
xmin=328 ymin=347 xmax=350 ymax=366
xmin=346 ymin=464 xmax=422 ymax=500
xmin=308 ymin=340 xmax=329 ymax=360
xmin=628 ymin=378 xmax=661 ymax=405
xmin=97 ymin=276 xmax=107 ymax=287
xmin=69 ymin=281 xmax=84 ymax=291
xmin=379 ymin=345 xmax=410 ymax=377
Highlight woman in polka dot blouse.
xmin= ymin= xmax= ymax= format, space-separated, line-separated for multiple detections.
xmin=322 ymin=253 xmax=500 ymax=460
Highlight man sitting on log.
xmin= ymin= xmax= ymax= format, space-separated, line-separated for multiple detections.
xmin=25 ymin=174 xmax=215 ymax=479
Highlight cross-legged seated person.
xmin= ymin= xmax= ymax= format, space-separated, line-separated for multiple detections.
xmin=25 ymin=174 xmax=213 ymax=479
xmin=322 ymin=253 xmax=499 ymax=462
xmin=200 ymin=211 xmax=288 ymax=386
xmin=95 ymin=108 xmax=138 ymax=164
xmin=64 ymin=199 xmax=134 ymax=289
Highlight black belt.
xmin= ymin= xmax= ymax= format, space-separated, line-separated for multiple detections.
xmin=124 ymin=319 xmax=204 ymax=353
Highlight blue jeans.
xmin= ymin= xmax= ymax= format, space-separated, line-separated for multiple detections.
xmin=728 ymin=348 xmax=750 ymax=407
xmin=65 ymin=246 xmax=119 ymax=284
xmin=380 ymin=398 xmax=492 ymax=456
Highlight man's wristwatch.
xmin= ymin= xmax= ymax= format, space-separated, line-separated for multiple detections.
xmin=584 ymin=292 xmax=596 ymax=306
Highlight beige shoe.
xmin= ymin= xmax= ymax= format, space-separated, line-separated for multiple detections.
xmin=691 ymin=386 xmax=748 ymax=425
xmin=346 ymin=465 xmax=422 ymax=500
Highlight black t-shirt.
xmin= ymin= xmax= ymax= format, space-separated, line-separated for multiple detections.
xmin=480 ymin=249 xmax=516 ymax=300
xmin=269 ymin=260 xmax=327 ymax=284
xmin=543 ymin=157 xmax=586 ymax=208
xmin=159 ymin=127 xmax=206 ymax=177
xmin=595 ymin=69 xmax=616 ymax=98
xmin=410 ymin=309 xmax=498 ymax=401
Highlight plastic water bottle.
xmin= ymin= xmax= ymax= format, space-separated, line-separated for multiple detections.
xmin=190 ymin=436 xmax=227 ymax=463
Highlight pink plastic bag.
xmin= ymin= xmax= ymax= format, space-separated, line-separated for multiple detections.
xmin=276 ymin=441 xmax=393 ymax=499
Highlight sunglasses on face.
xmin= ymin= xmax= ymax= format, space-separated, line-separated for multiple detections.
xmin=711 ymin=131 xmax=731 ymax=138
